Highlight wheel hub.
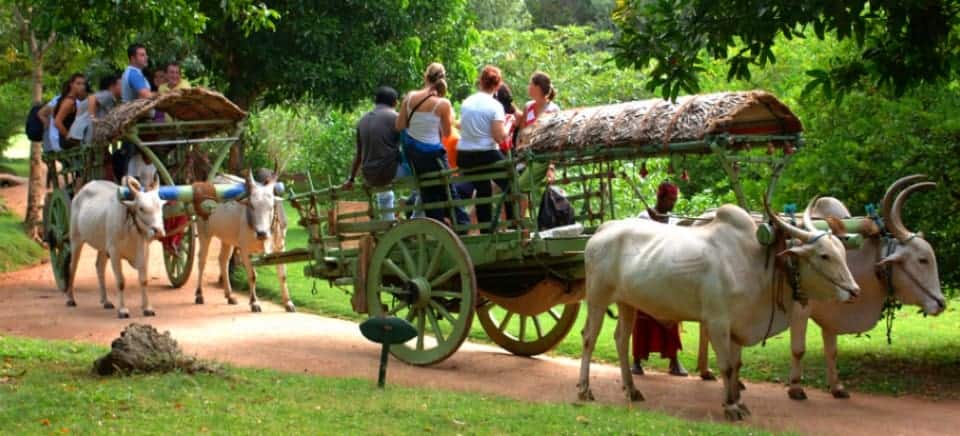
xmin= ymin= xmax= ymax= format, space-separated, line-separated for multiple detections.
xmin=409 ymin=277 xmax=432 ymax=308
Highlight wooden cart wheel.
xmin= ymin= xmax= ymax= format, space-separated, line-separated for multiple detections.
xmin=43 ymin=190 xmax=71 ymax=292
xmin=366 ymin=218 xmax=476 ymax=366
xmin=163 ymin=221 xmax=195 ymax=289
xmin=477 ymin=299 xmax=581 ymax=356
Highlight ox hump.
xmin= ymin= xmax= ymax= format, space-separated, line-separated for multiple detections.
xmin=712 ymin=205 xmax=756 ymax=232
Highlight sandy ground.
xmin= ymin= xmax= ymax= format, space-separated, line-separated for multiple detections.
xmin=1 ymin=185 xmax=958 ymax=436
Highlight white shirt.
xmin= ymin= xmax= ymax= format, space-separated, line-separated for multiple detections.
xmin=638 ymin=209 xmax=678 ymax=225
xmin=458 ymin=91 xmax=505 ymax=152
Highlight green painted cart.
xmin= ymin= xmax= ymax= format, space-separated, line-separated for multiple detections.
xmin=259 ymin=90 xmax=805 ymax=365
xmin=41 ymin=88 xmax=247 ymax=291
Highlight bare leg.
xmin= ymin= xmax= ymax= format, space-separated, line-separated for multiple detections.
xmin=697 ymin=323 xmax=716 ymax=380
xmin=577 ymin=303 xmax=607 ymax=401
xmin=65 ymin=241 xmax=84 ymax=307
xmin=615 ymin=303 xmax=642 ymax=401
xmin=109 ymin=250 xmax=128 ymax=318
xmin=219 ymin=242 xmax=237 ymax=304
xmin=95 ymin=251 xmax=113 ymax=309
xmin=788 ymin=302 xmax=811 ymax=400
xmin=823 ymin=329 xmax=849 ymax=398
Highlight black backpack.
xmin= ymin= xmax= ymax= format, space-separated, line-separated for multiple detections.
xmin=25 ymin=104 xmax=44 ymax=142
xmin=538 ymin=185 xmax=575 ymax=231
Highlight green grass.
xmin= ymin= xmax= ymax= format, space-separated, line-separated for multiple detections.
xmin=0 ymin=335 xmax=762 ymax=435
xmin=0 ymin=158 xmax=30 ymax=178
xmin=0 ymin=203 xmax=45 ymax=273
xmin=237 ymin=204 xmax=960 ymax=399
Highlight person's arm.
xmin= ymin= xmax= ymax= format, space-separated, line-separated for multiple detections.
xmin=54 ymin=97 xmax=74 ymax=136
xmin=344 ymin=128 xmax=362 ymax=190
xmin=87 ymin=96 xmax=99 ymax=120
xmin=37 ymin=105 xmax=52 ymax=129
xmin=395 ymin=95 xmax=409 ymax=131
xmin=490 ymin=119 xmax=507 ymax=144
xmin=438 ymin=99 xmax=453 ymax=139
xmin=131 ymin=69 xmax=154 ymax=99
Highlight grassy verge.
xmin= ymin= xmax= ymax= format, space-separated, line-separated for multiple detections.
xmin=0 ymin=201 xmax=45 ymax=273
xmin=0 ymin=335 xmax=759 ymax=435
xmin=0 ymin=158 xmax=30 ymax=178
xmin=236 ymin=204 xmax=960 ymax=399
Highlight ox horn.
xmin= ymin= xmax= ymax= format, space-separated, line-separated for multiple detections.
xmin=881 ymin=174 xmax=926 ymax=234
xmin=888 ymin=181 xmax=936 ymax=241
xmin=764 ymin=195 xmax=814 ymax=242
xmin=802 ymin=196 xmax=820 ymax=233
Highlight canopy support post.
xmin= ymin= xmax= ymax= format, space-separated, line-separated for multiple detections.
xmin=711 ymin=141 xmax=748 ymax=210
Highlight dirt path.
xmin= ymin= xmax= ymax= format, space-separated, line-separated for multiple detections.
xmin=1 ymin=186 xmax=957 ymax=436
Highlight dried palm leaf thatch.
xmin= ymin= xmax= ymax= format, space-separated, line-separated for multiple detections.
xmin=91 ymin=88 xmax=247 ymax=145
xmin=517 ymin=91 xmax=802 ymax=153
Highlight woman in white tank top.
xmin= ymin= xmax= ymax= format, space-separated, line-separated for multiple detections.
xmin=395 ymin=63 xmax=468 ymax=227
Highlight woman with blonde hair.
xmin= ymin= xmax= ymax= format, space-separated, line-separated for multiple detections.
xmin=396 ymin=63 xmax=467 ymax=226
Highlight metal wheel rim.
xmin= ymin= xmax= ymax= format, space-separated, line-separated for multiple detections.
xmin=163 ymin=221 xmax=195 ymax=289
xmin=477 ymin=300 xmax=581 ymax=356
xmin=43 ymin=190 xmax=71 ymax=292
xmin=366 ymin=218 xmax=476 ymax=366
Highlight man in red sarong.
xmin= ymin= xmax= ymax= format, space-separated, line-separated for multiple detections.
xmin=632 ymin=181 xmax=688 ymax=376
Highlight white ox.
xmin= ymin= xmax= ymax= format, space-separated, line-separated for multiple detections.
xmin=194 ymin=170 xmax=294 ymax=312
xmin=690 ymin=176 xmax=946 ymax=399
xmin=66 ymin=175 xmax=166 ymax=318
xmin=578 ymin=201 xmax=860 ymax=420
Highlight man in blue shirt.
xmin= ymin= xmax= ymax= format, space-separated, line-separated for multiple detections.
xmin=121 ymin=43 xmax=154 ymax=103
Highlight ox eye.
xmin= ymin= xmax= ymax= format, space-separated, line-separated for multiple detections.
xmin=820 ymin=254 xmax=829 ymax=260
xmin=919 ymin=258 xmax=929 ymax=264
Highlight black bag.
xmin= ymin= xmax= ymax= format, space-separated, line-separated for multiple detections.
xmin=25 ymin=104 xmax=44 ymax=142
xmin=538 ymin=185 xmax=575 ymax=231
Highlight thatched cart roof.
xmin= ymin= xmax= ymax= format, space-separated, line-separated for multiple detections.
xmin=92 ymin=88 xmax=247 ymax=145
xmin=516 ymin=91 xmax=802 ymax=152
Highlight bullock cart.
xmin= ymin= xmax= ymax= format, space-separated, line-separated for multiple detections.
xmin=259 ymin=90 xmax=805 ymax=365
xmin=41 ymin=88 xmax=247 ymax=291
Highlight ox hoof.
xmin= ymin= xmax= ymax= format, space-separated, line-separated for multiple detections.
xmin=700 ymin=371 xmax=717 ymax=381
xmin=832 ymin=388 xmax=850 ymax=399
xmin=102 ymin=302 xmax=115 ymax=310
xmin=737 ymin=402 xmax=751 ymax=416
xmin=738 ymin=380 xmax=746 ymax=391
xmin=723 ymin=404 xmax=748 ymax=421
xmin=788 ymin=387 xmax=808 ymax=401
xmin=250 ymin=304 xmax=262 ymax=313
xmin=285 ymin=303 xmax=296 ymax=313
xmin=227 ymin=297 xmax=238 ymax=305
xmin=143 ymin=309 xmax=156 ymax=317
xmin=195 ymin=295 xmax=204 ymax=305
xmin=577 ymin=388 xmax=596 ymax=402
xmin=65 ymin=300 xmax=77 ymax=307
xmin=118 ymin=310 xmax=130 ymax=319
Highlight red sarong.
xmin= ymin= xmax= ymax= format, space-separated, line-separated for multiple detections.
xmin=632 ymin=310 xmax=682 ymax=361
xmin=161 ymin=213 xmax=189 ymax=254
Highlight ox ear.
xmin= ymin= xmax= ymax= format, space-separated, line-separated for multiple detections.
xmin=147 ymin=173 xmax=160 ymax=191
xmin=777 ymin=243 xmax=813 ymax=259
xmin=124 ymin=175 xmax=142 ymax=196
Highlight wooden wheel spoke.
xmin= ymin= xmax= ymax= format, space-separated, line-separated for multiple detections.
xmin=398 ymin=240 xmax=416 ymax=278
xmin=383 ymin=259 xmax=411 ymax=282
xmin=498 ymin=311 xmax=514 ymax=333
xmin=429 ymin=300 xmax=457 ymax=324
xmin=518 ymin=315 xmax=527 ymax=342
xmin=416 ymin=310 xmax=426 ymax=351
xmin=424 ymin=245 xmax=442 ymax=280
xmin=416 ymin=234 xmax=426 ymax=276
xmin=388 ymin=301 xmax=409 ymax=316
xmin=430 ymin=290 xmax=461 ymax=299
xmin=532 ymin=316 xmax=544 ymax=340
xmin=427 ymin=309 xmax=446 ymax=343
xmin=406 ymin=307 xmax=418 ymax=322
xmin=430 ymin=267 xmax=459 ymax=288
xmin=547 ymin=308 xmax=561 ymax=321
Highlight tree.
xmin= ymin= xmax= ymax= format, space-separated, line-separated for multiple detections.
xmin=612 ymin=0 xmax=960 ymax=100
xmin=195 ymin=0 xmax=477 ymax=109
xmin=525 ymin=0 xmax=614 ymax=29
xmin=468 ymin=0 xmax=531 ymax=30
xmin=5 ymin=0 xmax=274 ymax=240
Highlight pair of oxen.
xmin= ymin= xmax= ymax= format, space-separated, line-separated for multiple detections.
xmin=62 ymin=166 xmax=294 ymax=319
xmin=579 ymin=175 xmax=944 ymax=420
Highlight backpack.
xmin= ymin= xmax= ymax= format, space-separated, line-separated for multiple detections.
xmin=25 ymin=104 xmax=44 ymax=142
xmin=538 ymin=185 xmax=575 ymax=231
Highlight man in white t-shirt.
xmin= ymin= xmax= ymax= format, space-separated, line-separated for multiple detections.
xmin=456 ymin=65 xmax=515 ymax=233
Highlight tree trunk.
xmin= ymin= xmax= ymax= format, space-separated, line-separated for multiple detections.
xmin=24 ymin=57 xmax=46 ymax=241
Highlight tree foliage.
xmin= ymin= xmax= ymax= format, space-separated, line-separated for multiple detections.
xmin=612 ymin=0 xmax=960 ymax=100
xmin=525 ymin=0 xmax=615 ymax=29
xmin=196 ymin=0 xmax=477 ymax=109
xmin=468 ymin=0 xmax=531 ymax=30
